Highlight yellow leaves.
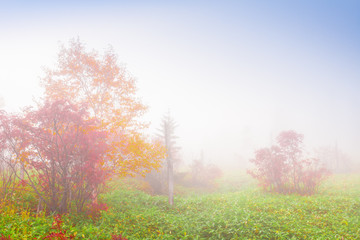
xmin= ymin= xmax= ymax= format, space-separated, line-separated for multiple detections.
xmin=43 ymin=39 xmax=147 ymax=129
xmin=19 ymin=152 xmax=30 ymax=163
xmin=103 ymin=129 xmax=165 ymax=177
xmin=341 ymin=220 xmax=348 ymax=226
xmin=21 ymin=210 xmax=31 ymax=220
xmin=46 ymin=129 xmax=56 ymax=136
xmin=41 ymin=39 xmax=165 ymax=178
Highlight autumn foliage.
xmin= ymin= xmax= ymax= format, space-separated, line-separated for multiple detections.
xmin=111 ymin=235 xmax=128 ymax=240
xmin=0 ymin=39 xmax=165 ymax=215
xmin=0 ymin=234 xmax=12 ymax=240
xmin=0 ymin=100 xmax=108 ymax=213
xmin=248 ymin=130 xmax=329 ymax=195
xmin=44 ymin=215 xmax=75 ymax=240
xmin=41 ymin=39 xmax=164 ymax=177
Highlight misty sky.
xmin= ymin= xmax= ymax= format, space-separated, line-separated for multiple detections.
xmin=1 ymin=1 xmax=359 ymax=167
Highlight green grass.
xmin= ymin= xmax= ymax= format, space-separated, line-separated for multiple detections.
xmin=1 ymin=174 xmax=360 ymax=239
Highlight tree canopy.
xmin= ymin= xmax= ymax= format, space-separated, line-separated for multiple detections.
xmin=41 ymin=39 xmax=165 ymax=177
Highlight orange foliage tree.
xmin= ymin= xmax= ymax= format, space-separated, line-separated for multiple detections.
xmin=41 ymin=39 xmax=165 ymax=177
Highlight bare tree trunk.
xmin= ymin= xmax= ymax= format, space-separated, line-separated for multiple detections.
xmin=158 ymin=110 xmax=178 ymax=206
xmin=168 ymin=156 xmax=174 ymax=206
xmin=20 ymin=161 xmax=24 ymax=180
xmin=37 ymin=198 xmax=42 ymax=214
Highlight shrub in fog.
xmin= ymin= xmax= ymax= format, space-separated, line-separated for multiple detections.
xmin=248 ymin=130 xmax=329 ymax=195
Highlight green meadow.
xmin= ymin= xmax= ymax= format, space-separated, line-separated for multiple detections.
xmin=1 ymin=174 xmax=360 ymax=239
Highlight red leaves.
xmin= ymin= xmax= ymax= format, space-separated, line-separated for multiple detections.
xmin=276 ymin=130 xmax=303 ymax=150
xmin=249 ymin=130 xmax=329 ymax=195
xmin=0 ymin=100 xmax=109 ymax=213
xmin=44 ymin=215 xmax=75 ymax=240
xmin=18 ymin=179 xmax=28 ymax=187
xmin=86 ymin=202 xmax=109 ymax=220
xmin=0 ymin=234 xmax=12 ymax=240
xmin=41 ymin=39 xmax=164 ymax=177
xmin=1 ymin=39 xmax=166 ymax=214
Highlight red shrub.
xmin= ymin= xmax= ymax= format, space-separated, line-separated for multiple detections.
xmin=0 ymin=100 xmax=109 ymax=214
xmin=44 ymin=215 xmax=74 ymax=240
xmin=248 ymin=130 xmax=329 ymax=195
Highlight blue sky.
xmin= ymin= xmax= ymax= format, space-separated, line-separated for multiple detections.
xmin=1 ymin=0 xmax=359 ymax=167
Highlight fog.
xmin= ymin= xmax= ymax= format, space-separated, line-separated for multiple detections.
xmin=1 ymin=1 xmax=359 ymax=171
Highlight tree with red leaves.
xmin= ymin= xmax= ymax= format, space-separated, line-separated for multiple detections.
xmin=0 ymin=100 xmax=108 ymax=213
xmin=41 ymin=39 xmax=165 ymax=177
xmin=248 ymin=130 xmax=329 ymax=195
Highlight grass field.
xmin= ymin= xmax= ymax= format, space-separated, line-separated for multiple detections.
xmin=1 ymin=174 xmax=360 ymax=239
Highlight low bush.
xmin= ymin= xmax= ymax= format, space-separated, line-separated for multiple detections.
xmin=248 ymin=130 xmax=329 ymax=195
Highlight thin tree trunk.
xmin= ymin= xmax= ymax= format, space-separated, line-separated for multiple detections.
xmin=168 ymin=156 xmax=174 ymax=206
xmin=37 ymin=198 xmax=42 ymax=214
xmin=20 ymin=161 xmax=24 ymax=180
